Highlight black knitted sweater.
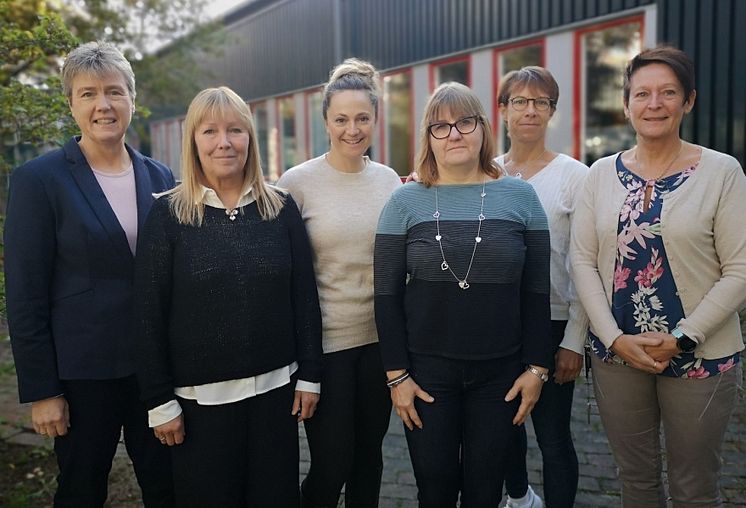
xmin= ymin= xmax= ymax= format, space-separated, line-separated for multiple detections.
xmin=134 ymin=194 xmax=322 ymax=410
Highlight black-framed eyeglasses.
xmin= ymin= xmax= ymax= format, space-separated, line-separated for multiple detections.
xmin=428 ymin=115 xmax=481 ymax=139
xmin=508 ymin=96 xmax=555 ymax=111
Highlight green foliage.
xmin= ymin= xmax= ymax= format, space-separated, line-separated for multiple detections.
xmin=0 ymin=0 xmax=226 ymax=173
xmin=60 ymin=0 xmax=228 ymax=121
xmin=0 ymin=0 xmax=79 ymax=173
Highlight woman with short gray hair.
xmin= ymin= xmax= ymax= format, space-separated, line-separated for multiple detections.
xmin=5 ymin=40 xmax=175 ymax=506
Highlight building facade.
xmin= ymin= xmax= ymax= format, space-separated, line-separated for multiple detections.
xmin=150 ymin=0 xmax=746 ymax=180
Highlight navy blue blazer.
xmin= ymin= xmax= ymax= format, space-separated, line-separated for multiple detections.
xmin=4 ymin=137 xmax=176 ymax=403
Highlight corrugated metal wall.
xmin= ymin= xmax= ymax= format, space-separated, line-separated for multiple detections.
xmin=178 ymin=0 xmax=745 ymax=167
xmin=211 ymin=0 xmax=654 ymax=100
xmin=201 ymin=0 xmax=336 ymax=100
xmin=657 ymin=0 xmax=745 ymax=166
xmin=341 ymin=0 xmax=654 ymax=69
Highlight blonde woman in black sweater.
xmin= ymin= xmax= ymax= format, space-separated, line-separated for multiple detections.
xmin=134 ymin=86 xmax=322 ymax=507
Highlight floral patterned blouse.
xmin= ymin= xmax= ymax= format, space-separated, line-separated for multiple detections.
xmin=589 ymin=155 xmax=740 ymax=378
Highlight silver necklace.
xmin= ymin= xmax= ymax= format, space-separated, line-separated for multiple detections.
xmin=433 ymin=180 xmax=486 ymax=290
xmin=504 ymin=149 xmax=547 ymax=179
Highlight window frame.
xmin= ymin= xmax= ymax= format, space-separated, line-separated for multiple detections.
xmin=275 ymin=94 xmax=297 ymax=177
xmin=304 ymin=87 xmax=325 ymax=160
xmin=428 ymin=55 xmax=471 ymax=92
xmin=573 ymin=14 xmax=646 ymax=161
xmin=379 ymin=67 xmax=415 ymax=174
xmin=491 ymin=38 xmax=546 ymax=154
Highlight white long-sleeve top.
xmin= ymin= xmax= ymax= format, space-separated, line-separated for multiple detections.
xmin=496 ymin=153 xmax=590 ymax=354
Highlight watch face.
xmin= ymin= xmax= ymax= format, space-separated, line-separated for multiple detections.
xmin=678 ymin=336 xmax=697 ymax=353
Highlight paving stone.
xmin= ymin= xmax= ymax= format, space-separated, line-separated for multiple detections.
xmin=7 ymin=430 xmax=52 ymax=448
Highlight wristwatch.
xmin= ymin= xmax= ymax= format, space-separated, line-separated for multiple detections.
xmin=671 ymin=327 xmax=697 ymax=353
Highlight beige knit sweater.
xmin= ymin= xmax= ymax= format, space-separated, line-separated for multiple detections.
xmin=570 ymin=146 xmax=746 ymax=359
xmin=277 ymin=155 xmax=401 ymax=354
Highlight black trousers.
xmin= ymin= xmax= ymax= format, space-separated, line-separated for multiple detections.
xmin=53 ymin=375 xmax=173 ymax=508
xmin=404 ymin=352 xmax=523 ymax=508
xmin=302 ymin=343 xmax=392 ymax=508
xmin=172 ymin=380 xmax=300 ymax=508
xmin=504 ymin=321 xmax=579 ymax=508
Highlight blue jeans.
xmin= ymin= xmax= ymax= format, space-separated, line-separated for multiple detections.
xmin=404 ymin=352 xmax=523 ymax=508
xmin=504 ymin=321 xmax=579 ymax=508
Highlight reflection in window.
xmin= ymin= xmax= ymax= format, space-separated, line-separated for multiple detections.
xmin=307 ymin=90 xmax=327 ymax=158
xmin=278 ymin=96 xmax=297 ymax=172
xmin=252 ymin=102 xmax=269 ymax=176
xmin=496 ymin=44 xmax=543 ymax=153
xmin=434 ymin=59 xmax=469 ymax=86
xmin=583 ymin=22 xmax=641 ymax=165
xmin=384 ymin=72 xmax=413 ymax=175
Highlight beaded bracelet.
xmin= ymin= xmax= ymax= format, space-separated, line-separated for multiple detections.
xmin=386 ymin=371 xmax=410 ymax=388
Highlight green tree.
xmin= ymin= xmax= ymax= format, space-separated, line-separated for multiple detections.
xmin=59 ymin=0 xmax=227 ymax=154
xmin=0 ymin=0 xmax=224 ymax=172
xmin=0 ymin=0 xmax=79 ymax=173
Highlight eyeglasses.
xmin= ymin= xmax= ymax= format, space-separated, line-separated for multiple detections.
xmin=428 ymin=115 xmax=481 ymax=139
xmin=507 ymin=96 xmax=555 ymax=111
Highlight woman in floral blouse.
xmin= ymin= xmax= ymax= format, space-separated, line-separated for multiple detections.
xmin=570 ymin=45 xmax=746 ymax=507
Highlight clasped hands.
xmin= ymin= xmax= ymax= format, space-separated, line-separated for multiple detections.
xmin=609 ymin=331 xmax=680 ymax=374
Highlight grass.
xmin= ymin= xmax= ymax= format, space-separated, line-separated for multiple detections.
xmin=0 ymin=441 xmax=57 ymax=508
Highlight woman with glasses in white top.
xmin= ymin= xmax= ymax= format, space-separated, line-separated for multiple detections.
xmin=496 ymin=66 xmax=589 ymax=508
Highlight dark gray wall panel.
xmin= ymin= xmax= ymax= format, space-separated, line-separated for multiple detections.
xmin=337 ymin=0 xmax=652 ymax=71
xmin=658 ymin=0 xmax=745 ymax=167
xmin=201 ymin=0 xmax=336 ymax=100
xmin=732 ymin=0 xmax=746 ymax=167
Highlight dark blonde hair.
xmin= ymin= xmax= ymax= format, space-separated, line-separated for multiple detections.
xmin=322 ymin=58 xmax=380 ymax=120
xmin=166 ymin=87 xmax=284 ymax=225
xmin=415 ymin=82 xmax=500 ymax=187
xmin=497 ymin=66 xmax=559 ymax=108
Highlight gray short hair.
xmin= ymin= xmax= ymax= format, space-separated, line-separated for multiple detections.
xmin=61 ymin=41 xmax=136 ymax=101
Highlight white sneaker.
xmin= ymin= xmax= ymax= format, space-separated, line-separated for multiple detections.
xmin=505 ymin=485 xmax=544 ymax=508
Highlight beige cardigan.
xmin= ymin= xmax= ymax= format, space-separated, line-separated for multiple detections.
xmin=570 ymin=146 xmax=746 ymax=359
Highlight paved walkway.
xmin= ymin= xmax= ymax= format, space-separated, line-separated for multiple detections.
xmin=302 ymin=366 xmax=746 ymax=507
xmin=2 ymin=338 xmax=744 ymax=507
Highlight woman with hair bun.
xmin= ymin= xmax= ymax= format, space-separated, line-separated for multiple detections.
xmin=277 ymin=58 xmax=401 ymax=508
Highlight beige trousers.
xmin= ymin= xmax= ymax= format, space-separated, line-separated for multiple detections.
xmin=590 ymin=353 xmax=742 ymax=508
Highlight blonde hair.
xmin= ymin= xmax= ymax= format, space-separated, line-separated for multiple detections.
xmin=167 ymin=86 xmax=285 ymax=225
xmin=322 ymin=58 xmax=380 ymax=120
xmin=415 ymin=82 xmax=500 ymax=187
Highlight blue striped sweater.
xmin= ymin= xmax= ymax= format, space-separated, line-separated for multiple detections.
xmin=374 ymin=178 xmax=553 ymax=370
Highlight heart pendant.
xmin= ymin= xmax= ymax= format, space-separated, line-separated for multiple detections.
xmin=458 ymin=280 xmax=470 ymax=290
xmin=441 ymin=261 xmax=449 ymax=271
